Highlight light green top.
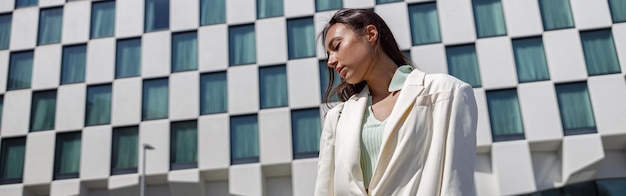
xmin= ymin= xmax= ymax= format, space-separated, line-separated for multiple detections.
xmin=360 ymin=65 xmax=413 ymax=188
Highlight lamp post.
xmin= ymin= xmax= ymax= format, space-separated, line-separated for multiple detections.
xmin=140 ymin=143 xmax=155 ymax=196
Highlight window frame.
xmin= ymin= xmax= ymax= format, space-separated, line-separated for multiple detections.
xmin=0 ymin=137 xmax=26 ymax=185
xmin=53 ymin=131 xmax=81 ymax=180
xmin=110 ymin=126 xmax=139 ymax=175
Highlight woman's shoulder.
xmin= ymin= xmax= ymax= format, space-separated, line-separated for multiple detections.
xmin=421 ymin=72 xmax=471 ymax=91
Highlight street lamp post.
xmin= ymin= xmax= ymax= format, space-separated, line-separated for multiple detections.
xmin=140 ymin=143 xmax=155 ymax=196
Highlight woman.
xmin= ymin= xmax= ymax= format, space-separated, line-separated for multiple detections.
xmin=315 ymin=9 xmax=478 ymax=195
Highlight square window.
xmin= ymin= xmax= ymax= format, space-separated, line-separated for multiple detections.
xmin=319 ymin=60 xmax=340 ymax=102
xmin=15 ymin=0 xmax=37 ymax=8
xmin=7 ymin=51 xmax=33 ymax=91
xmin=170 ymin=120 xmax=198 ymax=170
xmin=608 ymin=0 xmax=626 ymax=23
xmin=257 ymin=0 xmax=283 ymax=19
xmin=538 ymin=0 xmax=575 ymax=30
xmin=0 ymin=137 xmax=26 ymax=185
xmin=376 ymin=0 xmax=402 ymax=5
xmin=171 ymin=31 xmax=198 ymax=72
xmin=91 ymin=1 xmax=115 ymax=39
xmin=512 ymin=37 xmax=550 ymax=83
xmin=486 ymin=89 xmax=525 ymax=142
xmin=580 ymin=29 xmax=621 ymax=76
xmin=115 ymin=38 xmax=142 ymax=78
xmin=200 ymin=0 xmax=225 ymax=25
xmin=145 ymin=0 xmax=169 ymax=32
xmin=230 ymin=115 xmax=259 ymax=165
xmin=595 ymin=178 xmax=626 ymax=195
xmin=85 ymin=84 xmax=112 ymax=126
xmin=53 ymin=131 xmax=81 ymax=180
xmin=408 ymin=3 xmax=441 ymax=45
xmin=30 ymin=90 xmax=57 ymax=132
xmin=472 ymin=0 xmax=507 ymax=38
xmin=200 ymin=72 xmax=228 ymax=114
xmin=291 ymin=108 xmax=321 ymax=159
xmin=142 ymin=78 xmax=169 ymax=120
xmin=445 ymin=44 xmax=482 ymax=87
xmin=229 ymin=24 xmax=256 ymax=66
xmin=111 ymin=126 xmax=138 ymax=175
xmin=60 ymin=44 xmax=87 ymax=85
xmin=287 ymin=17 xmax=316 ymax=59
xmin=0 ymin=14 xmax=11 ymax=50
xmin=315 ymin=0 xmax=342 ymax=12
xmin=555 ymin=82 xmax=597 ymax=136
xmin=259 ymin=65 xmax=288 ymax=109
xmin=38 ymin=7 xmax=63 ymax=45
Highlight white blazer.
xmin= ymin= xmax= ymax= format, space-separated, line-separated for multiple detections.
xmin=315 ymin=69 xmax=478 ymax=195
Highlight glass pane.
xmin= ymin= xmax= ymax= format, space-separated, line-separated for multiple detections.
xmin=580 ymin=29 xmax=621 ymax=76
xmin=609 ymin=0 xmax=626 ymax=23
xmin=538 ymin=0 xmax=575 ymax=30
xmin=170 ymin=120 xmax=197 ymax=169
xmin=257 ymin=0 xmax=283 ymax=19
xmin=555 ymin=82 xmax=596 ymax=135
xmin=111 ymin=126 xmax=138 ymax=175
xmin=230 ymin=115 xmax=259 ymax=164
xmin=116 ymin=38 xmax=142 ymax=78
xmin=446 ymin=44 xmax=482 ymax=87
xmin=0 ymin=137 xmax=26 ymax=184
xmin=319 ymin=60 xmax=340 ymax=102
xmin=38 ymin=7 xmax=63 ymax=45
xmin=200 ymin=0 xmax=225 ymax=25
xmin=408 ymin=3 xmax=441 ymax=45
xmin=0 ymin=14 xmax=11 ymax=50
xmin=376 ymin=0 xmax=402 ymax=4
xmin=85 ymin=84 xmax=112 ymax=126
xmin=229 ymin=24 xmax=256 ymax=66
xmin=596 ymin=178 xmax=626 ymax=196
xmin=260 ymin=65 xmax=288 ymax=108
xmin=486 ymin=89 xmax=525 ymax=142
xmin=200 ymin=72 xmax=227 ymax=114
xmin=512 ymin=37 xmax=550 ymax=83
xmin=172 ymin=31 xmax=198 ymax=72
xmin=287 ymin=17 xmax=315 ymax=59
xmin=30 ymin=90 xmax=57 ymax=131
xmin=15 ymin=0 xmax=38 ymax=8
xmin=292 ymin=108 xmax=321 ymax=158
xmin=142 ymin=78 xmax=169 ymax=120
xmin=54 ymin=132 xmax=81 ymax=179
xmin=563 ymin=181 xmax=597 ymax=196
xmin=472 ymin=0 xmax=507 ymax=38
xmin=145 ymin=0 xmax=169 ymax=32
xmin=7 ymin=51 xmax=33 ymax=90
xmin=91 ymin=1 xmax=115 ymax=38
xmin=61 ymin=44 xmax=87 ymax=84
xmin=315 ymin=0 xmax=342 ymax=12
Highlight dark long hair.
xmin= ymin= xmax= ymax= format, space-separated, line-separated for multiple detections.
xmin=320 ymin=9 xmax=411 ymax=103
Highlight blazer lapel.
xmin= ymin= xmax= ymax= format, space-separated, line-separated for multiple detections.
xmin=369 ymin=70 xmax=426 ymax=189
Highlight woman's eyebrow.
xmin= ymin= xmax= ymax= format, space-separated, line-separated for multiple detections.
xmin=326 ymin=37 xmax=340 ymax=50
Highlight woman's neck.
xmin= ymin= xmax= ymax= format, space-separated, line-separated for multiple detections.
xmin=364 ymin=54 xmax=398 ymax=100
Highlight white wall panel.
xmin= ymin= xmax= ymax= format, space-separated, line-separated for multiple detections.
xmin=23 ymin=131 xmax=55 ymax=185
xmin=256 ymin=17 xmax=287 ymax=66
xmin=474 ymin=153 xmax=499 ymax=196
xmin=39 ymin=0 xmax=63 ymax=8
xmin=111 ymin=77 xmax=141 ymax=126
xmin=86 ymin=37 xmax=115 ymax=84
xmin=266 ymin=176 xmax=292 ymax=196
xmin=56 ymin=83 xmax=86 ymax=131
xmin=50 ymin=179 xmax=81 ymax=196
xmin=227 ymin=0 xmax=255 ymax=25
xmin=32 ymin=44 xmax=61 ymax=90
xmin=227 ymin=65 xmax=259 ymax=115
xmin=0 ymin=0 xmax=14 ymax=13
xmin=0 ymin=51 xmax=7 ymax=94
xmin=438 ymin=0 xmax=476 ymax=45
xmin=259 ymin=108 xmax=292 ymax=164
xmin=492 ymin=141 xmax=536 ymax=195
xmin=285 ymin=0 xmax=314 ymax=18
xmin=198 ymin=24 xmax=228 ymax=72
xmin=116 ymin=0 xmax=143 ymax=38
xmin=375 ymin=2 xmax=411 ymax=50
xmin=171 ymin=0 xmax=199 ymax=31
xmin=170 ymin=72 xmax=199 ymax=120
xmin=411 ymin=44 xmax=447 ymax=74
xmin=198 ymin=114 xmax=230 ymax=169
xmin=287 ymin=58 xmax=321 ymax=109
xmin=0 ymin=185 xmax=25 ymax=196
xmin=501 ymin=0 xmax=543 ymax=38
xmin=140 ymin=120 xmax=170 ymax=175
xmin=561 ymin=134 xmax=604 ymax=185
xmin=570 ymin=0 xmax=612 ymax=30
xmin=543 ymin=29 xmax=588 ymax=82
xmin=1 ymin=90 xmax=31 ymax=136
xmin=10 ymin=8 xmax=38 ymax=50
xmin=473 ymin=88 xmax=492 ymax=151
xmin=291 ymin=159 xmax=317 ymax=196
xmin=229 ymin=164 xmax=263 ymax=196
xmin=344 ymin=0 xmax=375 ymax=9
xmin=80 ymin=126 xmax=112 ymax=180
xmin=142 ymin=31 xmax=171 ymax=78
xmin=476 ymin=37 xmax=518 ymax=90
xmin=205 ymin=180 xmax=229 ymax=195
xmin=168 ymin=169 xmax=204 ymax=196
xmin=61 ymin=1 xmax=90 ymax=44
xmin=588 ymin=75 xmax=626 ymax=135
xmin=531 ymin=152 xmax=561 ymax=190
xmin=517 ymin=82 xmax=563 ymax=145
xmin=314 ymin=11 xmax=335 ymax=59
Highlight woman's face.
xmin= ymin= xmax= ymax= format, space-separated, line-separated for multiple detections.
xmin=325 ymin=23 xmax=375 ymax=84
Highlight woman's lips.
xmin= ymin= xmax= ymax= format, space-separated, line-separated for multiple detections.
xmin=336 ymin=66 xmax=345 ymax=78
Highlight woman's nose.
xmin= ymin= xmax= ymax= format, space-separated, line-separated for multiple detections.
xmin=327 ymin=54 xmax=338 ymax=68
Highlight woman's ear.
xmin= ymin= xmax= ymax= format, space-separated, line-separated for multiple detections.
xmin=365 ymin=25 xmax=378 ymax=46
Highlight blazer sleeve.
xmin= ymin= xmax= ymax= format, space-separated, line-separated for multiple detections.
xmin=440 ymin=83 xmax=478 ymax=196
xmin=314 ymin=104 xmax=343 ymax=196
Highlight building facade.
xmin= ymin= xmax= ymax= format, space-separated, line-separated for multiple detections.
xmin=0 ymin=0 xmax=625 ymax=195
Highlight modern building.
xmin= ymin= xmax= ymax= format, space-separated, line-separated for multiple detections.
xmin=0 ymin=0 xmax=625 ymax=195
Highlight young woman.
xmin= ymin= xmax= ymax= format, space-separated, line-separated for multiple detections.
xmin=315 ymin=9 xmax=478 ymax=195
